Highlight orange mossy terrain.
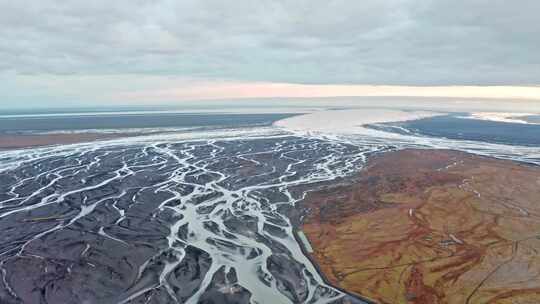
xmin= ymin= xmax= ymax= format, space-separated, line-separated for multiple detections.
xmin=301 ymin=149 xmax=540 ymax=304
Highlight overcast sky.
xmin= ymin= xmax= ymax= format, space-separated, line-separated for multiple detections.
xmin=1 ymin=0 xmax=540 ymax=108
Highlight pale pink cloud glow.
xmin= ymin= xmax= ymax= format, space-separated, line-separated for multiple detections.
xmin=116 ymin=82 xmax=540 ymax=102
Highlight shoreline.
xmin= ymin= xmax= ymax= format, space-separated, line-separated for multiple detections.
xmin=463 ymin=112 xmax=540 ymax=125
xmin=0 ymin=112 xmax=306 ymax=151
xmin=274 ymin=108 xmax=443 ymax=134
xmin=0 ymin=133 xmax=137 ymax=150
xmin=289 ymin=147 xmax=398 ymax=304
xmin=287 ymin=148 xmax=394 ymax=304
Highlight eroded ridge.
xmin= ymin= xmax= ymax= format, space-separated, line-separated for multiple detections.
xmin=0 ymin=136 xmax=375 ymax=304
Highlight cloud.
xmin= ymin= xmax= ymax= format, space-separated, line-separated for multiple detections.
xmin=0 ymin=1 xmax=539 ymax=107
xmin=1 ymin=0 xmax=539 ymax=84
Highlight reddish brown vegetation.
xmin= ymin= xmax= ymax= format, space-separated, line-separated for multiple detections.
xmin=301 ymin=149 xmax=540 ymax=303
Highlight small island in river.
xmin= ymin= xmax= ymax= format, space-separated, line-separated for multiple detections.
xmin=299 ymin=149 xmax=540 ymax=304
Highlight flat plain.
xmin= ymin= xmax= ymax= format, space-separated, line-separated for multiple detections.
xmin=301 ymin=149 xmax=540 ymax=304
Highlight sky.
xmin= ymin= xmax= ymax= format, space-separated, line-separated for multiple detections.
xmin=1 ymin=0 xmax=540 ymax=109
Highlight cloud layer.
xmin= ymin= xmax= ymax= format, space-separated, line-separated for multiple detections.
xmin=1 ymin=0 xmax=539 ymax=107
xmin=2 ymin=0 xmax=540 ymax=84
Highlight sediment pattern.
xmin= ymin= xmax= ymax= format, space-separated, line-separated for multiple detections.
xmin=0 ymin=134 xmax=375 ymax=304
xmin=1 ymin=123 xmax=540 ymax=304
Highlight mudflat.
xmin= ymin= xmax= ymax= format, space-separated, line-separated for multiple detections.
xmin=300 ymin=149 xmax=540 ymax=304
xmin=0 ymin=133 xmax=130 ymax=150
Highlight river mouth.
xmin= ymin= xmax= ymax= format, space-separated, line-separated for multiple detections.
xmin=1 ymin=108 xmax=540 ymax=303
xmin=0 ymin=133 xmax=372 ymax=304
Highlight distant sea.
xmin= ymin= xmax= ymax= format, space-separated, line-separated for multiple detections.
xmin=0 ymin=109 xmax=299 ymax=135
xmin=3 ymin=107 xmax=540 ymax=149
xmin=370 ymin=113 xmax=540 ymax=147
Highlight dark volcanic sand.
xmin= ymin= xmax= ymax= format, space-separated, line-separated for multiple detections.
xmin=0 ymin=135 xmax=371 ymax=304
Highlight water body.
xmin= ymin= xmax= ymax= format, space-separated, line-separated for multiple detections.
xmin=370 ymin=113 xmax=540 ymax=147
xmin=0 ymin=112 xmax=298 ymax=135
